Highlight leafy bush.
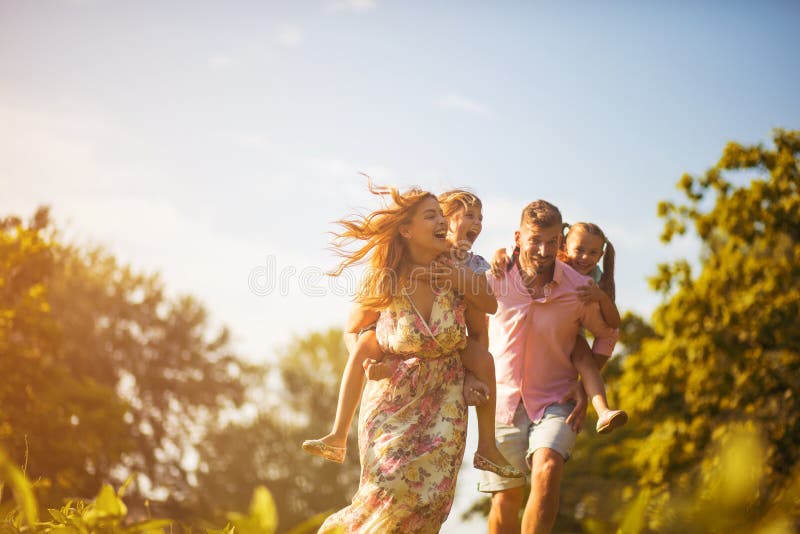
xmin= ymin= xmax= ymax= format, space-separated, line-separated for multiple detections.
xmin=1 ymin=447 xmax=335 ymax=534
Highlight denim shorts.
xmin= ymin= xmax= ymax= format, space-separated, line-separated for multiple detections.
xmin=478 ymin=401 xmax=578 ymax=493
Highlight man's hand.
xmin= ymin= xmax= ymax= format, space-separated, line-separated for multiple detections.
xmin=561 ymin=380 xmax=588 ymax=433
xmin=463 ymin=372 xmax=490 ymax=406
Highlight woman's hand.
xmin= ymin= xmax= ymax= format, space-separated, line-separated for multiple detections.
xmin=490 ymin=248 xmax=510 ymax=278
xmin=576 ymin=279 xmax=604 ymax=303
xmin=463 ymin=371 xmax=490 ymax=406
xmin=363 ymin=357 xmax=393 ymax=381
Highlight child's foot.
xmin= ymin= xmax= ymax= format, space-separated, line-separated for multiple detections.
xmin=302 ymin=434 xmax=347 ymax=463
xmin=596 ymin=409 xmax=628 ymax=434
xmin=473 ymin=445 xmax=523 ymax=478
xmin=364 ymin=359 xmax=392 ymax=380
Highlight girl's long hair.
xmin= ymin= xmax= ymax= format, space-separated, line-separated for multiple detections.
xmin=329 ymin=179 xmax=436 ymax=309
xmin=561 ymin=222 xmax=616 ymax=302
xmin=438 ymin=189 xmax=482 ymax=218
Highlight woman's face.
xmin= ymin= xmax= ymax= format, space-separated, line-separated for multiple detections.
xmin=401 ymin=196 xmax=449 ymax=258
xmin=447 ymin=205 xmax=483 ymax=250
xmin=564 ymin=229 xmax=604 ymax=275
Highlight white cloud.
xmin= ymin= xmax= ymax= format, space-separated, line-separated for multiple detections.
xmin=274 ymin=25 xmax=304 ymax=48
xmin=209 ymin=54 xmax=234 ymax=69
xmin=329 ymin=0 xmax=376 ymax=12
xmin=439 ymin=93 xmax=495 ymax=118
xmin=237 ymin=134 xmax=271 ymax=150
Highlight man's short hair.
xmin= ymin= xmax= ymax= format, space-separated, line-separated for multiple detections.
xmin=520 ymin=200 xmax=562 ymax=229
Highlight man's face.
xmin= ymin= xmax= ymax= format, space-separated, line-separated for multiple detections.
xmin=515 ymin=222 xmax=562 ymax=274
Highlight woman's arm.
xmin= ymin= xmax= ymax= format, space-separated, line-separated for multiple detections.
xmin=459 ymin=266 xmax=497 ymax=316
xmin=464 ymin=302 xmax=489 ymax=349
xmin=463 ymin=304 xmax=490 ymax=404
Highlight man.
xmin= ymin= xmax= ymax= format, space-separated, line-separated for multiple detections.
xmin=480 ymin=200 xmax=619 ymax=533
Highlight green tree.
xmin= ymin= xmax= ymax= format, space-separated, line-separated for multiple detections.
xmin=0 ymin=208 xmax=132 ymax=505
xmin=554 ymin=311 xmax=656 ymax=531
xmin=196 ymin=329 xmax=359 ymax=532
xmin=615 ymin=129 xmax=800 ymax=530
xmin=465 ymin=131 xmax=799 ymax=532
xmin=0 ymin=208 xmax=261 ymax=517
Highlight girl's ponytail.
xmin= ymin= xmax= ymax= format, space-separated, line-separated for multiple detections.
xmin=599 ymin=239 xmax=616 ymax=302
xmin=558 ymin=222 xmax=571 ymax=261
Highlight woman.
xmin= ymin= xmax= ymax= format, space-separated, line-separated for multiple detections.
xmin=318 ymin=183 xmax=474 ymax=533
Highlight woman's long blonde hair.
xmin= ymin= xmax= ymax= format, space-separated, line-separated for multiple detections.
xmin=330 ymin=180 xmax=436 ymax=310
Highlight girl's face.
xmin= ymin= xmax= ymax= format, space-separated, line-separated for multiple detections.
xmin=564 ymin=229 xmax=604 ymax=275
xmin=447 ymin=205 xmax=483 ymax=250
xmin=401 ymin=196 xmax=449 ymax=257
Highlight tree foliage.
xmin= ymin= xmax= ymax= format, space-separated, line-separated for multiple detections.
xmin=196 ymin=329 xmax=360 ymax=532
xmin=0 ymin=209 xmax=371 ymax=530
xmin=614 ymin=129 xmax=800 ymax=530
xmin=2 ymin=447 xmax=329 ymax=534
xmin=0 ymin=208 xmax=261 ymax=516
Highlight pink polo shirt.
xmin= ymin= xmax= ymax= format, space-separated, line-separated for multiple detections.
xmin=487 ymin=259 xmax=619 ymax=425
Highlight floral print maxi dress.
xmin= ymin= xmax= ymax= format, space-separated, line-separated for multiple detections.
xmin=319 ymin=288 xmax=468 ymax=533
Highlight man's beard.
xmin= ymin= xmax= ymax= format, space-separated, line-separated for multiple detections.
xmin=524 ymin=256 xmax=554 ymax=275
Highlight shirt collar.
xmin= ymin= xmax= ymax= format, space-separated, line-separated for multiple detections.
xmin=552 ymin=260 xmax=566 ymax=286
xmin=511 ymin=260 xmax=563 ymax=296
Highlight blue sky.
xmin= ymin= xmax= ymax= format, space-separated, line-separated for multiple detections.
xmin=4 ymin=0 xmax=799 ymax=357
xmin=2 ymin=1 xmax=799 ymax=529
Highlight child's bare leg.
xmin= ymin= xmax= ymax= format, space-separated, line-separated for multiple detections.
xmin=572 ymin=336 xmax=627 ymax=434
xmin=572 ymin=346 xmax=610 ymax=415
xmin=314 ymin=330 xmax=381 ymax=447
xmin=461 ymin=339 xmax=521 ymax=476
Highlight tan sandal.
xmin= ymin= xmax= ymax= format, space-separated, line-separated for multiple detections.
xmin=596 ymin=410 xmax=628 ymax=434
xmin=302 ymin=439 xmax=346 ymax=463
xmin=473 ymin=452 xmax=524 ymax=478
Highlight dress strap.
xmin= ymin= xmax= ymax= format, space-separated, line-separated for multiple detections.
xmin=402 ymin=289 xmax=445 ymax=351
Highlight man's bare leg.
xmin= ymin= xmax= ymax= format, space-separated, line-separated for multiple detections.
xmin=521 ymin=448 xmax=564 ymax=534
xmin=488 ymin=486 xmax=524 ymax=534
